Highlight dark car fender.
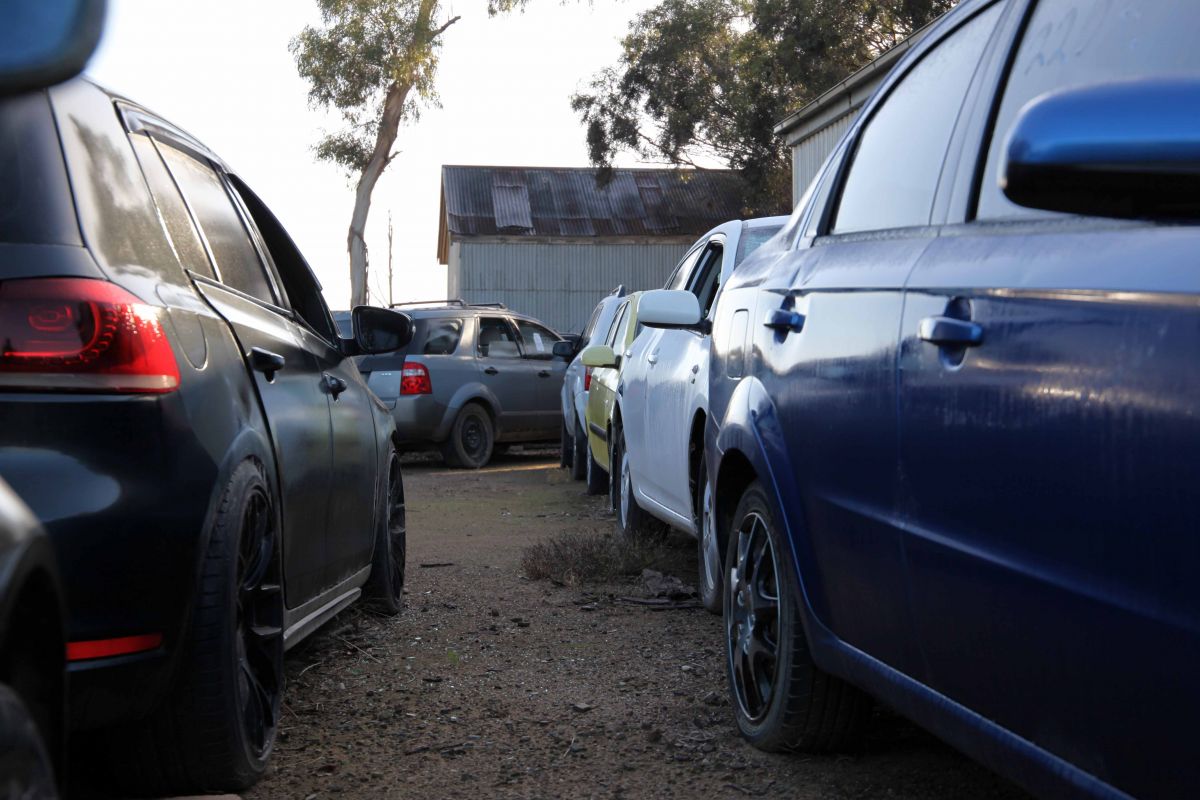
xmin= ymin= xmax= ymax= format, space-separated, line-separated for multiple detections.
xmin=438 ymin=383 xmax=504 ymax=441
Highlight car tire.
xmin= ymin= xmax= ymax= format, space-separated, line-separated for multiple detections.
xmin=111 ymin=460 xmax=284 ymax=794
xmin=442 ymin=403 xmax=494 ymax=469
xmin=724 ymin=482 xmax=870 ymax=752
xmin=571 ymin=420 xmax=588 ymax=481
xmin=0 ymin=684 xmax=56 ymax=799
xmin=560 ymin=420 xmax=572 ymax=468
xmin=365 ymin=449 xmax=406 ymax=615
xmin=696 ymin=458 xmax=722 ymax=614
xmin=584 ymin=433 xmax=608 ymax=496
xmin=612 ymin=425 xmax=666 ymax=540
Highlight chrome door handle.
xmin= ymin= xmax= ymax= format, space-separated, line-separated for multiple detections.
xmin=918 ymin=317 xmax=984 ymax=347
xmin=323 ymin=373 xmax=348 ymax=398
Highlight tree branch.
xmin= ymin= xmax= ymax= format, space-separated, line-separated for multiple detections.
xmin=430 ymin=15 xmax=461 ymax=40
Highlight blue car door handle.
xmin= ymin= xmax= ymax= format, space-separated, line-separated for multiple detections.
xmin=918 ymin=316 xmax=984 ymax=346
xmin=763 ymin=308 xmax=805 ymax=334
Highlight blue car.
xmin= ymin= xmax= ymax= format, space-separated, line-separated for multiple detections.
xmin=644 ymin=1 xmax=1199 ymax=798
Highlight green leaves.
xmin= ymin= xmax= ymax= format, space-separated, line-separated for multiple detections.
xmin=572 ymin=0 xmax=955 ymax=214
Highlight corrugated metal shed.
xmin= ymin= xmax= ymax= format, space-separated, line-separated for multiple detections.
xmin=438 ymin=165 xmax=744 ymax=262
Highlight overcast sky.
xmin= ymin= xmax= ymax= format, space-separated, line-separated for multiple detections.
xmin=87 ymin=0 xmax=663 ymax=309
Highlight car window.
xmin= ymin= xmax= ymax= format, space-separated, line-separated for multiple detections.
xmin=422 ymin=318 xmax=463 ymax=355
xmin=514 ymin=320 xmax=559 ymax=360
xmin=665 ymin=246 xmax=703 ymax=290
xmin=228 ymin=175 xmax=338 ymax=342
xmin=581 ymin=304 xmax=603 ymax=341
xmin=735 ymin=224 xmax=784 ymax=266
xmin=477 ymin=317 xmax=521 ymax=359
xmin=613 ymin=302 xmax=634 ymax=353
xmin=687 ymin=243 xmax=725 ymax=319
xmin=976 ymin=0 xmax=1200 ymax=220
xmin=832 ymin=3 xmax=1002 ymax=234
xmin=605 ymin=302 xmax=629 ymax=347
xmin=128 ymin=134 xmax=213 ymax=280
xmin=161 ymin=144 xmax=277 ymax=305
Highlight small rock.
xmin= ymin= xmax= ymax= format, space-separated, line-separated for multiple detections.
xmin=572 ymin=702 xmax=594 ymax=713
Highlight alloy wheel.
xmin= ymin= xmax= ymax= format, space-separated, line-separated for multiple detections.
xmin=700 ymin=480 xmax=720 ymax=597
xmin=620 ymin=447 xmax=632 ymax=528
xmin=235 ymin=488 xmax=282 ymax=761
xmin=726 ymin=511 xmax=780 ymax=723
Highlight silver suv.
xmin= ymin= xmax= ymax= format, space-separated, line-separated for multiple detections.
xmin=337 ymin=302 xmax=566 ymax=468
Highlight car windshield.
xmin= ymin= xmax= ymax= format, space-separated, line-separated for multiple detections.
xmin=734 ymin=224 xmax=784 ymax=266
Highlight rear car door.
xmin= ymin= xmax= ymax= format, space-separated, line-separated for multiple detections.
xmin=227 ymin=176 xmax=379 ymax=588
xmin=897 ymin=2 xmax=1200 ymax=795
xmin=475 ymin=316 xmax=535 ymax=437
xmin=158 ymin=141 xmax=334 ymax=605
xmin=513 ymin=318 xmax=565 ymax=439
xmin=759 ymin=2 xmax=1003 ymax=677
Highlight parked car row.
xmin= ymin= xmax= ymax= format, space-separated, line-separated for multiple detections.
xmin=559 ymin=1 xmax=1200 ymax=798
xmin=0 ymin=75 xmax=414 ymax=795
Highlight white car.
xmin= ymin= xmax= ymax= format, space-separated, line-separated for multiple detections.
xmin=559 ymin=287 xmax=627 ymax=481
xmin=616 ymin=217 xmax=787 ymax=611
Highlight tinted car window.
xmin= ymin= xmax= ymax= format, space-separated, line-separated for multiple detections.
xmin=422 ymin=318 xmax=463 ymax=355
xmin=515 ymin=320 xmax=559 ymax=359
xmin=477 ymin=317 xmax=520 ymax=358
xmin=735 ymin=224 xmax=784 ymax=266
xmin=666 ymin=247 xmax=703 ymax=290
xmin=581 ymin=305 xmax=603 ymax=341
xmin=977 ymin=0 xmax=1200 ymax=219
xmin=688 ymin=244 xmax=724 ymax=318
xmin=606 ymin=302 xmax=629 ymax=347
xmin=162 ymin=145 xmax=276 ymax=305
xmin=131 ymin=135 xmax=214 ymax=280
xmin=833 ymin=4 xmax=1002 ymax=233
xmin=0 ymin=93 xmax=79 ymax=246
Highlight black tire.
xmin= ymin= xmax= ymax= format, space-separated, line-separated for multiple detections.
xmin=442 ymin=403 xmax=494 ymax=469
xmin=696 ymin=458 xmax=722 ymax=614
xmin=560 ymin=420 xmax=572 ymax=468
xmin=0 ymin=684 xmax=56 ymax=800
xmin=723 ymin=482 xmax=869 ymax=752
xmin=584 ymin=431 xmax=608 ymax=496
xmin=111 ymin=460 xmax=284 ymax=795
xmin=365 ymin=449 xmax=406 ymax=615
xmin=570 ymin=419 xmax=588 ymax=481
xmin=612 ymin=425 xmax=666 ymax=540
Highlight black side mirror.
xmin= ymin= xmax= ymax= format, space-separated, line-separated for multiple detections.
xmin=552 ymin=341 xmax=576 ymax=360
xmin=1002 ymin=79 xmax=1200 ymax=220
xmin=0 ymin=0 xmax=108 ymax=96
xmin=351 ymin=306 xmax=413 ymax=355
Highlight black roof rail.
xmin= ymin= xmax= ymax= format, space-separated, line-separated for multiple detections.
xmin=610 ymin=284 xmax=627 ymax=298
xmin=390 ymin=299 xmax=467 ymax=309
xmin=469 ymin=302 xmax=508 ymax=309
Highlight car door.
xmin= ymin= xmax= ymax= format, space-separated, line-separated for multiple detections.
xmin=585 ymin=300 xmax=630 ymax=471
xmin=227 ymin=176 xmax=379 ymax=588
xmin=475 ymin=316 xmax=536 ymax=438
xmin=755 ymin=2 xmax=1003 ymax=677
xmin=513 ymin=318 xmax=566 ymax=438
xmin=629 ymin=244 xmax=705 ymax=505
xmin=156 ymin=139 xmax=334 ymax=606
xmin=639 ymin=238 xmax=724 ymax=523
xmin=897 ymin=2 xmax=1200 ymax=795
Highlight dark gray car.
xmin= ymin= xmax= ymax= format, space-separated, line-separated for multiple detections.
xmin=337 ymin=302 xmax=566 ymax=468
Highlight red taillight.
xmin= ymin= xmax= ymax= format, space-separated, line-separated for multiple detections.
xmin=66 ymin=633 xmax=163 ymax=662
xmin=400 ymin=361 xmax=432 ymax=395
xmin=0 ymin=278 xmax=180 ymax=393
xmin=583 ymin=367 xmax=592 ymax=392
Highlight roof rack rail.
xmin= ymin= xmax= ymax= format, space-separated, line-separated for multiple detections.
xmin=610 ymin=284 xmax=627 ymax=298
xmin=469 ymin=302 xmax=508 ymax=309
xmin=390 ymin=299 xmax=467 ymax=308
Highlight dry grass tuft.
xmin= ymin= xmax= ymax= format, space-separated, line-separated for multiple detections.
xmin=521 ymin=530 xmax=679 ymax=586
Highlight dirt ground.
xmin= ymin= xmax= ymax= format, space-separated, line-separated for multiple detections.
xmin=243 ymin=450 xmax=1029 ymax=800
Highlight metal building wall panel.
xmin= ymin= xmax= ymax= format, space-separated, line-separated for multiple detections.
xmin=455 ymin=240 xmax=691 ymax=333
xmin=791 ymin=109 xmax=856 ymax=206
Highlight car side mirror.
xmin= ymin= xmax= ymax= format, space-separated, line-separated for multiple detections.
xmin=552 ymin=340 xmax=576 ymax=360
xmin=580 ymin=345 xmax=618 ymax=369
xmin=1002 ymin=79 xmax=1200 ymax=220
xmin=0 ymin=0 xmax=107 ymax=96
xmin=351 ymin=306 xmax=413 ymax=355
xmin=638 ymin=290 xmax=706 ymax=332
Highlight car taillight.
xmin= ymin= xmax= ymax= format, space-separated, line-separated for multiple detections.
xmin=400 ymin=361 xmax=432 ymax=395
xmin=584 ymin=367 xmax=592 ymax=391
xmin=0 ymin=278 xmax=180 ymax=394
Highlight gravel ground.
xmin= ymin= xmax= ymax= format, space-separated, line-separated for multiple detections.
xmin=240 ymin=450 xmax=1030 ymax=800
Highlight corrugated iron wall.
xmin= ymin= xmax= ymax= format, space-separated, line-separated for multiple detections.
xmin=451 ymin=240 xmax=691 ymax=333
xmin=791 ymin=109 xmax=857 ymax=206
